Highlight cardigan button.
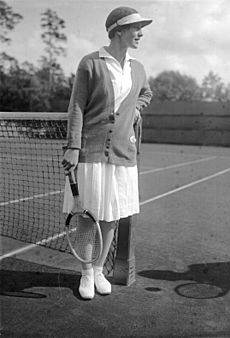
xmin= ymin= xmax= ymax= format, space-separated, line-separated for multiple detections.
xmin=109 ymin=115 xmax=115 ymax=122
xmin=105 ymin=150 xmax=109 ymax=156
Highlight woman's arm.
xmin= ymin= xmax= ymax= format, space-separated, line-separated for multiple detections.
xmin=136 ymin=75 xmax=153 ymax=112
xmin=67 ymin=58 xmax=91 ymax=149
xmin=63 ymin=58 xmax=91 ymax=169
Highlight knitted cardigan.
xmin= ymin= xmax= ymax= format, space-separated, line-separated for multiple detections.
xmin=67 ymin=51 xmax=152 ymax=166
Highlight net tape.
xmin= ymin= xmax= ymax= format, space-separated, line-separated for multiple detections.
xmin=0 ymin=113 xmax=118 ymax=275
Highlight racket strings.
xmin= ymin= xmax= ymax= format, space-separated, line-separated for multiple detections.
xmin=68 ymin=213 xmax=102 ymax=262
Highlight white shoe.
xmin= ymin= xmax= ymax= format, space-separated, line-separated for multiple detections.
xmin=79 ymin=273 xmax=94 ymax=300
xmin=94 ymin=272 xmax=111 ymax=295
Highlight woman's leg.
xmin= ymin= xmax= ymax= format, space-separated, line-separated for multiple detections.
xmin=95 ymin=220 xmax=116 ymax=267
xmin=93 ymin=220 xmax=117 ymax=295
xmin=80 ymin=220 xmax=116 ymax=270
xmin=80 ymin=216 xmax=95 ymax=271
xmin=79 ymin=220 xmax=116 ymax=298
xmin=79 ymin=217 xmax=95 ymax=299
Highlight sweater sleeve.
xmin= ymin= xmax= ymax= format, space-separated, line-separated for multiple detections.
xmin=67 ymin=57 xmax=91 ymax=149
xmin=136 ymin=65 xmax=153 ymax=112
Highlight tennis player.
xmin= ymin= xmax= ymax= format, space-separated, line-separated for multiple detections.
xmin=62 ymin=6 xmax=153 ymax=299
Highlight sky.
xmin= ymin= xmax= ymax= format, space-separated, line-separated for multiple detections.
xmin=3 ymin=0 xmax=230 ymax=85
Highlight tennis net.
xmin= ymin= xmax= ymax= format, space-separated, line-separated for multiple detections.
xmin=0 ymin=112 xmax=117 ymax=275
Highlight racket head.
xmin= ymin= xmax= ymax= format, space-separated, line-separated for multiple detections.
xmin=65 ymin=209 xmax=103 ymax=264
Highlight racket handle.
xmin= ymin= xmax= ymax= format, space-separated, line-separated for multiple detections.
xmin=65 ymin=168 xmax=75 ymax=182
xmin=65 ymin=170 xmax=79 ymax=196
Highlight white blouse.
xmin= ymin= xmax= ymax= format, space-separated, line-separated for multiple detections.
xmin=99 ymin=47 xmax=133 ymax=112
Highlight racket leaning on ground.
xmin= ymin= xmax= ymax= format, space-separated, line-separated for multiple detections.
xmin=65 ymin=170 xmax=103 ymax=264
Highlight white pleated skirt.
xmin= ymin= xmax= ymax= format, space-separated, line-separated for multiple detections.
xmin=63 ymin=162 xmax=140 ymax=222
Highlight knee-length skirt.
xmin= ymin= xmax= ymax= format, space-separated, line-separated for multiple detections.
xmin=63 ymin=162 xmax=140 ymax=222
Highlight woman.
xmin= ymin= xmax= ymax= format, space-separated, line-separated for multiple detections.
xmin=62 ymin=6 xmax=152 ymax=300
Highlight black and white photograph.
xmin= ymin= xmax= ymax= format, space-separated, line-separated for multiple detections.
xmin=1 ymin=0 xmax=230 ymax=337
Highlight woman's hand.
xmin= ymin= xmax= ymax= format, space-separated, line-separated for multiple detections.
xmin=62 ymin=149 xmax=79 ymax=171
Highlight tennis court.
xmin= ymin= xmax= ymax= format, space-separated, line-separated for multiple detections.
xmin=1 ymin=139 xmax=230 ymax=336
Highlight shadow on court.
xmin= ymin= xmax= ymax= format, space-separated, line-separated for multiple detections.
xmin=0 ymin=257 xmax=83 ymax=300
xmin=139 ymin=261 xmax=230 ymax=298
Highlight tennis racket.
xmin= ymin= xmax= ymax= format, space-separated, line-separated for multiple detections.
xmin=65 ymin=169 xmax=103 ymax=264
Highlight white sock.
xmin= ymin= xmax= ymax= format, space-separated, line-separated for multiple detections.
xmin=82 ymin=267 xmax=94 ymax=277
xmin=93 ymin=266 xmax=103 ymax=275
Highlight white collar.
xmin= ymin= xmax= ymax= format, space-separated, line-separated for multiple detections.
xmin=99 ymin=47 xmax=134 ymax=62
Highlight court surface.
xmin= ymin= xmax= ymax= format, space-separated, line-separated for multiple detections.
xmin=1 ymin=143 xmax=230 ymax=337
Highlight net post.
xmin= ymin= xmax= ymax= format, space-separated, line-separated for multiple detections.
xmin=112 ymin=117 xmax=142 ymax=286
xmin=112 ymin=216 xmax=136 ymax=286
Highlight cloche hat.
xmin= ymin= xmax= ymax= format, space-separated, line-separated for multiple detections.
xmin=105 ymin=7 xmax=152 ymax=33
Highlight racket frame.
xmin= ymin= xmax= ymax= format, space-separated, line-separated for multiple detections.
xmin=65 ymin=169 xmax=103 ymax=263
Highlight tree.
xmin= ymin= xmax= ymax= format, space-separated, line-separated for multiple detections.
xmin=0 ymin=0 xmax=23 ymax=43
xmin=0 ymin=0 xmax=23 ymax=87
xmin=149 ymin=71 xmax=201 ymax=101
xmin=0 ymin=6 xmax=71 ymax=112
xmin=0 ymin=51 xmax=18 ymax=73
xmin=0 ymin=58 xmax=54 ymax=112
xmin=40 ymin=9 xmax=67 ymax=98
xmin=201 ymin=71 xmax=225 ymax=101
xmin=36 ymin=59 xmax=70 ymax=111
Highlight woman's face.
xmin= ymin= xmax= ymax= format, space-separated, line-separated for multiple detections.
xmin=120 ymin=23 xmax=143 ymax=49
